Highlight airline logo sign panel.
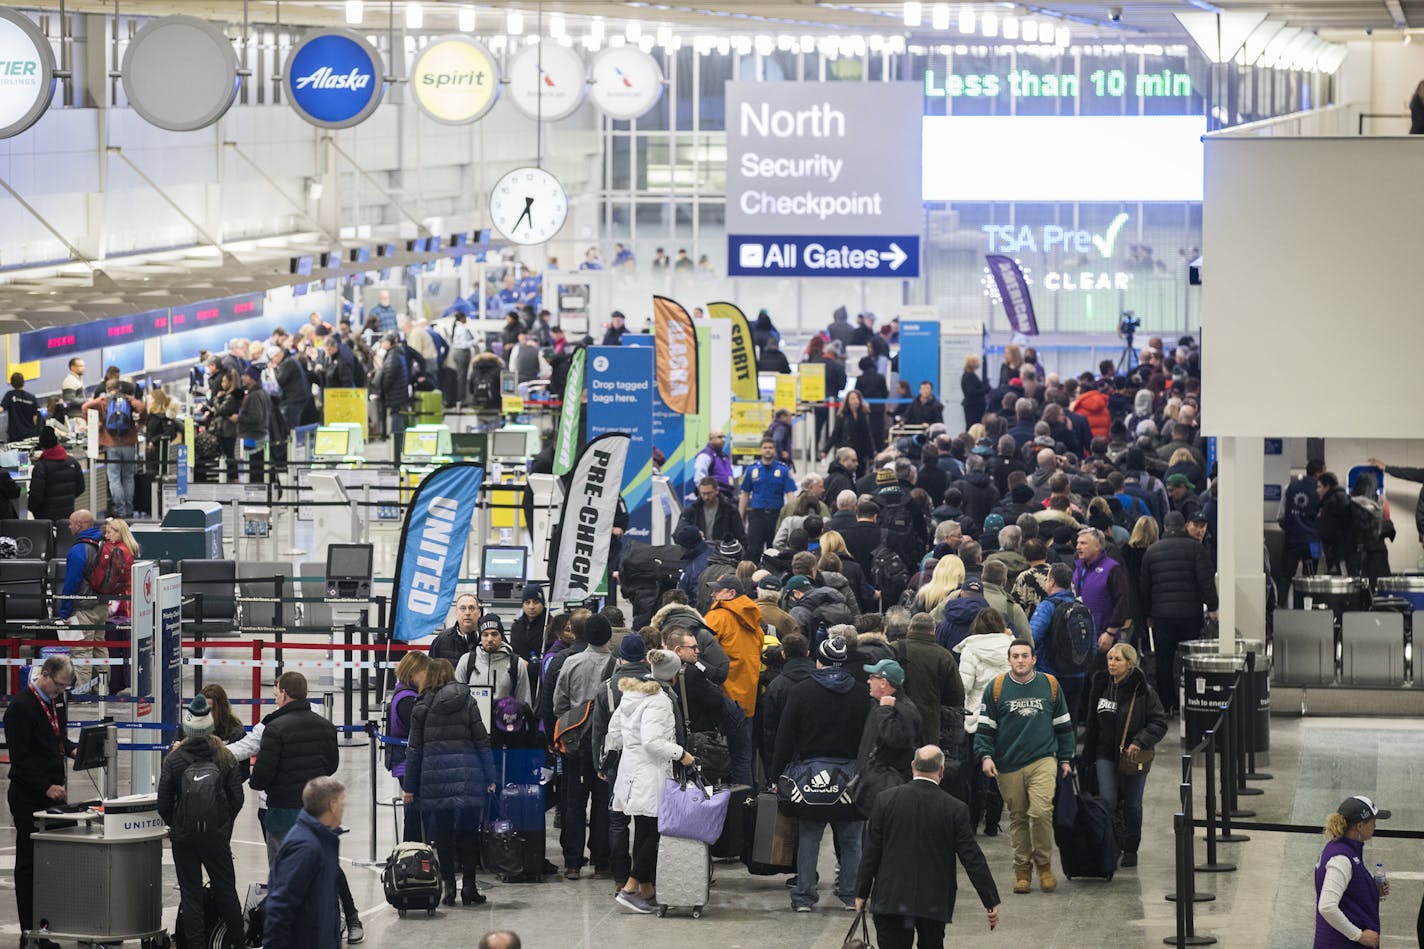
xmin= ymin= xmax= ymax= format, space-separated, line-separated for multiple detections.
xmin=589 ymin=47 xmax=664 ymax=120
xmin=410 ymin=35 xmax=499 ymax=124
xmin=726 ymin=81 xmax=922 ymax=279
xmin=285 ymin=30 xmax=385 ymax=128
xmin=506 ymin=44 xmax=586 ymax=121
xmin=0 ymin=9 xmax=55 ymax=140
xmin=121 ymin=16 xmax=240 ymax=131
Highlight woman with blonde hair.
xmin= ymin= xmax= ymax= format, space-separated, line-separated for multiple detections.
xmin=98 ymin=517 xmax=140 ymax=622
xmin=962 ymin=353 xmax=990 ymax=427
xmin=912 ymin=554 xmax=965 ymax=618
xmin=1081 ymin=643 xmax=1167 ymax=868
xmin=1313 ymin=796 xmax=1389 ymax=947
xmin=998 ymin=343 xmax=1023 ymax=386
xmin=819 ymin=529 xmax=869 ymax=610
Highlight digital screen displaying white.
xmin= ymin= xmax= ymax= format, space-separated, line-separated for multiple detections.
xmin=482 ymin=546 xmax=527 ymax=580
xmin=326 ymin=543 xmax=373 ymax=579
xmin=921 ymin=116 xmax=1205 ymax=202
xmin=490 ymin=430 xmax=525 ymax=458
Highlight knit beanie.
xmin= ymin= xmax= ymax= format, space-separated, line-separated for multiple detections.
xmin=183 ymin=694 xmax=215 ymax=739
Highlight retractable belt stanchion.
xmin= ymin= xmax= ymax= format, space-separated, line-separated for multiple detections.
xmin=1233 ymin=675 xmax=1262 ymax=799
xmin=367 ymin=720 xmax=380 ymax=865
xmin=1243 ymin=651 xmax=1272 ymax=781
xmin=1166 ymin=758 xmax=1212 ymax=904
xmin=1225 ymin=685 xmax=1255 ymax=818
xmin=1217 ymin=694 xmax=1249 ymax=843
xmin=1196 ymin=728 xmax=1234 ymax=873
xmin=1166 ymin=807 xmax=1217 ymax=947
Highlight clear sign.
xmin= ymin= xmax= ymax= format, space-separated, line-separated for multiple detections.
xmin=0 ymin=9 xmax=55 ymax=140
xmin=284 ymin=29 xmax=385 ymax=129
xmin=726 ymin=81 xmax=922 ymax=278
xmin=589 ymin=46 xmax=664 ymax=121
xmin=506 ymin=44 xmax=586 ymax=121
xmin=122 ymin=15 xmax=239 ymax=131
xmin=410 ymin=35 xmax=499 ymax=124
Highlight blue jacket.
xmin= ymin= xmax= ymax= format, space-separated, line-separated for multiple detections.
xmin=263 ymin=809 xmax=343 ymax=949
xmin=678 ymin=542 xmax=711 ymax=600
xmin=59 ymin=526 xmax=104 ymax=619
xmin=1279 ymin=477 xmax=1320 ymax=545
xmin=1030 ymin=590 xmax=1078 ymax=678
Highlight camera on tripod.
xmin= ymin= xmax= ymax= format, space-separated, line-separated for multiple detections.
xmin=1118 ymin=311 xmax=1141 ymax=339
xmin=1115 ymin=311 xmax=1141 ymax=373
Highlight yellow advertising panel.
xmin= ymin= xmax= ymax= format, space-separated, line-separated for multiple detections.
xmin=501 ymin=394 xmax=524 ymax=415
xmin=324 ymin=388 xmax=369 ymax=438
xmin=730 ymin=401 xmax=773 ymax=441
xmin=708 ymin=301 xmax=759 ymax=401
xmin=774 ymin=374 xmax=797 ymax=414
xmin=799 ymin=363 xmax=826 ymax=403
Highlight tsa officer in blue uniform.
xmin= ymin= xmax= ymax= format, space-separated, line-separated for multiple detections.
xmin=740 ymin=436 xmax=797 ymax=563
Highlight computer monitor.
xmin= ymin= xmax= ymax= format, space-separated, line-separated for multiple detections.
xmin=314 ymin=429 xmax=350 ymax=457
xmin=74 ymin=720 xmax=113 ymax=772
xmin=489 ymin=429 xmax=526 ymax=460
xmin=404 ymin=430 xmax=439 ymax=458
xmin=450 ymin=432 xmax=486 ymax=462
xmin=326 ymin=543 xmax=374 ymax=598
xmin=482 ymin=546 xmax=527 ymax=581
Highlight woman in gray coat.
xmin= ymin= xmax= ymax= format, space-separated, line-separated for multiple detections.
xmin=402 ymin=658 xmax=496 ymax=905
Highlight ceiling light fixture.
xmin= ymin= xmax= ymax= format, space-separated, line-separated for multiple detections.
xmin=903 ymin=2 xmax=922 ymax=27
xmin=932 ymin=4 xmax=950 ymax=30
xmin=344 ymin=0 xmax=363 ymax=25
xmin=404 ymin=1 xmax=423 ymax=30
xmin=626 ymin=20 xmax=641 ymax=41
xmin=590 ymin=17 xmax=605 ymax=42
xmin=550 ymin=13 xmax=566 ymax=37
xmin=980 ymin=12 xmax=998 ymax=37
xmin=958 ymin=8 xmax=975 ymax=33
xmin=458 ymin=5 xmax=476 ymax=32
xmin=1055 ymin=25 xmax=1070 ymax=47
xmin=507 ymin=10 xmax=523 ymax=34
xmin=1002 ymin=15 xmax=1018 ymax=39
xmin=1022 ymin=19 xmax=1038 ymax=42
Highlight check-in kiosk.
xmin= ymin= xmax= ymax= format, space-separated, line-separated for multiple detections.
xmin=326 ymin=542 xmax=374 ymax=600
xmin=313 ymin=423 xmax=367 ymax=466
xmin=478 ymin=544 xmax=528 ymax=606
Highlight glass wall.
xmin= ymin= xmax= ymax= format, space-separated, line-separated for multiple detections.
xmin=596 ymin=40 xmax=1327 ymax=336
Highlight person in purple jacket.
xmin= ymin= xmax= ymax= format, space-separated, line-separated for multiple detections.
xmin=1314 ymin=795 xmax=1389 ymax=948
xmin=387 ymin=652 xmax=431 ymax=842
xmin=1071 ymin=528 xmax=1133 ymax=661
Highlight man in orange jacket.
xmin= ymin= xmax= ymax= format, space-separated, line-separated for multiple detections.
xmin=704 ymin=576 xmax=763 ymax=785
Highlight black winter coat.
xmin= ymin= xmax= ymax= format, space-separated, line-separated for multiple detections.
xmin=27 ymin=453 xmax=84 ymax=521
xmin=509 ymin=610 xmax=547 ymax=676
xmin=760 ymin=656 xmax=816 ymax=761
xmin=953 ymin=472 xmax=999 ymax=524
xmin=3 ymin=687 xmax=75 ymax=804
xmin=376 ymin=348 xmax=410 ymax=408
xmin=1082 ymin=666 xmax=1168 ymax=763
xmin=823 ymin=461 xmax=858 ymax=503
xmin=157 ymin=737 xmax=244 ymax=842
xmin=249 ymin=700 xmax=340 ymax=810
xmin=428 ymin=624 xmax=473 ymax=666
xmin=770 ymin=668 xmax=873 ymax=779
xmin=403 ymin=682 xmax=495 ymax=817
xmin=1139 ymin=531 xmax=1219 ymax=620
xmin=896 ymin=630 xmax=964 ymax=747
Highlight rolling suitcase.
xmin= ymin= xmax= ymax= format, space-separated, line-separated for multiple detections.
xmin=655 ymin=833 xmax=711 ymax=918
xmin=1052 ymin=773 xmax=1117 ymax=881
xmin=484 ymin=818 xmax=547 ymax=883
xmin=710 ymin=784 xmax=753 ymax=860
xmin=382 ymin=841 xmax=443 ymax=916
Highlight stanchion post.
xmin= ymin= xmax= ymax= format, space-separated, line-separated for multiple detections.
xmin=1226 ymin=684 xmax=1256 ymax=816
xmin=367 ymin=720 xmax=379 ymax=865
xmin=359 ymin=620 xmax=370 ymax=722
xmin=1217 ymin=702 xmax=1249 ymax=843
xmin=1196 ymin=730 xmax=1234 ymax=872
xmin=1232 ymin=676 xmax=1261 ymax=798
xmin=250 ymin=638 xmax=265 ymax=726
xmin=1167 ymin=772 xmax=1214 ymax=903
xmin=343 ymin=622 xmax=356 ymax=729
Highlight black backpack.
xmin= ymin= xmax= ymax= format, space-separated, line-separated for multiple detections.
xmin=1048 ymin=598 xmax=1096 ymax=675
xmin=472 ymin=369 xmax=500 ymax=409
xmin=870 ymin=542 xmax=910 ymax=606
xmin=178 ymin=759 xmax=224 ymax=833
xmin=351 ymin=356 xmax=369 ymax=388
xmin=1349 ymin=498 xmax=1381 ymax=548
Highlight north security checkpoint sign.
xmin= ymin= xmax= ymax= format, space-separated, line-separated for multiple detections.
xmin=0 ymin=9 xmax=56 ymax=140
xmin=726 ymin=81 xmax=922 ymax=278
xmin=729 ymin=235 xmax=920 ymax=279
xmin=284 ymin=30 xmax=385 ymax=129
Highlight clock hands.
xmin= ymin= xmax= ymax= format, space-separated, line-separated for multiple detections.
xmin=512 ymin=196 xmax=534 ymax=233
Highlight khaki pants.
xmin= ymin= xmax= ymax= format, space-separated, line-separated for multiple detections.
xmin=68 ymin=602 xmax=110 ymax=686
xmin=995 ymin=756 xmax=1057 ymax=870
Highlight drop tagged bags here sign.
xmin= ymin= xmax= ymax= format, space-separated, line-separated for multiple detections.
xmin=285 ymin=30 xmax=385 ymax=129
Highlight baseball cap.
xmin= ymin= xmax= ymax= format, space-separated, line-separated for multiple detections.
xmin=264 ymin=344 xmax=283 ymax=362
xmin=1165 ymin=473 xmax=1194 ymax=489
xmin=784 ymin=575 xmax=813 ymax=594
xmin=863 ymin=659 xmax=905 ymax=687
xmin=962 ymin=577 xmax=984 ymax=595
xmin=757 ymin=575 xmax=783 ymax=593
xmin=1338 ymin=796 xmax=1390 ymax=822
xmin=817 ymin=637 xmax=848 ymax=665
xmin=1188 ymin=512 xmax=1209 ymax=525
xmin=713 ymin=576 xmax=747 ymax=596
xmin=478 ymin=614 xmax=504 ymax=637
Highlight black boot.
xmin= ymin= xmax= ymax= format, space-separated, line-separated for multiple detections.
xmin=443 ymin=879 xmax=457 ymax=906
xmin=462 ymin=881 xmax=487 ymax=906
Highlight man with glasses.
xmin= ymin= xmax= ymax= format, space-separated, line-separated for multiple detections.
xmin=430 ymin=593 xmax=482 ymax=666
xmin=666 ymin=628 xmax=726 ymax=744
xmin=5 ymin=655 xmax=76 ymax=941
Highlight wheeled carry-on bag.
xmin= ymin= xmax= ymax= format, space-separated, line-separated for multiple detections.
xmin=383 ymin=842 xmax=443 ymax=916
xmin=655 ymin=834 xmax=711 ymax=918
xmin=1052 ymin=773 xmax=1117 ymax=881
xmin=710 ymin=784 xmax=754 ymax=860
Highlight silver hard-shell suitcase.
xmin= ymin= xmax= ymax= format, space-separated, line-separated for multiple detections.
xmin=655 ymin=834 xmax=711 ymax=918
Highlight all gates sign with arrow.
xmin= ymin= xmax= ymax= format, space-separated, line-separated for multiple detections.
xmin=725 ymin=81 xmax=922 ymax=279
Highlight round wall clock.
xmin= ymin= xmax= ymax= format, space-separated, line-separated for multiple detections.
xmin=489 ymin=166 xmax=568 ymax=245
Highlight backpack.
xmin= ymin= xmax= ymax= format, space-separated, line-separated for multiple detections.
xmin=104 ymin=396 xmax=134 ymax=436
xmin=177 ymin=759 xmax=224 ymax=833
xmin=89 ymin=540 xmax=133 ymax=596
xmin=260 ymin=366 xmax=280 ymax=397
xmin=870 ymin=543 xmax=909 ymax=606
xmin=992 ymin=671 xmax=1059 ymax=705
xmin=471 ymin=368 xmax=500 ymax=410
xmin=1350 ymin=498 xmax=1381 ymax=548
xmin=463 ymin=650 xmax=523 ymax=700
xmin=551 ymin=656 xmax=615 ymax=755
xmin=1047 ymin=598 xmax=1097 ymax=675
xmin=351 ymin=356 xmax=369 ymax=388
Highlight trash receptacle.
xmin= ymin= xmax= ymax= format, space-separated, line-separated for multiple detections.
xmin=1182 ymin=653 xmax=1242 ymax=748
xmin=1179 ymin=639 xmax=1270 ymax=753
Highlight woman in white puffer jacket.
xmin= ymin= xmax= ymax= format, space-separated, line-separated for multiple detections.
xmin=954 ymin=607 xmax=1014 ymax=836
xmin=605 ymin=650 xmax=694 ymax=914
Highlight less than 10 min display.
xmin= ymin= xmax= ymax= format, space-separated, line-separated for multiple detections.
xmin=924 ymin=67 xmax=1193 ymax=99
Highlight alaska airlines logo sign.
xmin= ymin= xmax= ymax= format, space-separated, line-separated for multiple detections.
xmin=284 ymin=30 xmax=384 ymax=129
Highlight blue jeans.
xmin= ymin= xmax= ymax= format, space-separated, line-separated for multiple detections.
xmin=792 ymin=817 xmax=863 ymax=909
xmin=105 ymin=444 xmax=138 ymax=517
xmin=724 ymin=701 xmax=754 ymax=787
xmin=1094 ymin=757 xmax=1146 ymax=851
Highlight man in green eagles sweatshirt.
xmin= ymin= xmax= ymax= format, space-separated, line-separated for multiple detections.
xmin=974 ymin=639 xmax=1075 ymax=896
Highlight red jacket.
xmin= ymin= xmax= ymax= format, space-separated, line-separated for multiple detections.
xmin=1071 ymin=390 xmax=1112 ymax=440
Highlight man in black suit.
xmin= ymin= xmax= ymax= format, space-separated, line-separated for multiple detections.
xmin=856 ymin=745 xmax=1000 ymax=949
xmin=4 ymin=655 xmax=77 ymax=939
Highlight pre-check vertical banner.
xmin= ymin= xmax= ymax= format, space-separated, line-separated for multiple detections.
xmin=709 ymin=301 xmax=759 ymax=401
xmin=390 ymin=462 xmax=486 ymax=642
xmin=553 ymin=347 xmax=586 ymax=476
xmin=653 ymin=296 xmax=699 ymax=414
xmin=551 ymin=433 xmax=631 ymax=602
xmin=985 ymin=254 xmax=1040 ymax=336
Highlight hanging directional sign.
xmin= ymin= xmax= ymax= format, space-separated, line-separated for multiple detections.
xmin=410 ymin=35 xmax=499 ymax=124
xmin=0 ymin=9 xmax=56 ymax=140
xmin=122 ymin=15 xmax=240 ymax=131
xmin=506 ymin=43 xmax=586 ymax=121
xmin=589 ymin=46 xmax=663 ymax=120
xmin=284 ymin=29 xmax=385 ymax=129
xmin=725 ymin=81 xmax=922 ymax=278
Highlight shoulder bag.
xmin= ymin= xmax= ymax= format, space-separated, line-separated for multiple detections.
xmin=1116 ymin=692 xmax=1154 ymax=776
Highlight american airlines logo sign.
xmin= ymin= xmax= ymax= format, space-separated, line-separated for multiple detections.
xmin=294 ymin=66 xmax=372 ymax=91
xmin=284 ymin=30 xmax=385 ymax=129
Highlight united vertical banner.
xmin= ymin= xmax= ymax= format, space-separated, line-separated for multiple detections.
xmin=553 ymin=347 xmax=586 ymax=476
xmin=709 ymin=301 xmax=759 ymax=401
xmin=653 ymin=296 xmax=699 ymax=414
xmin=389 ymin=463 xmax=486 ymax=642
xmin=985 ymin=254 xmax=1040 ymax=336
xmin=551 ymin=433 xmax=630 ymax=602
